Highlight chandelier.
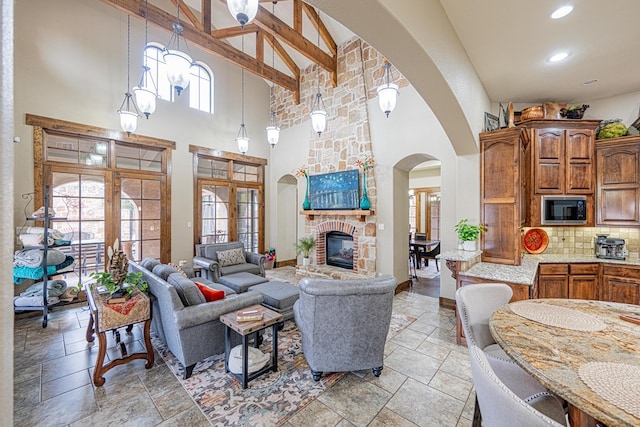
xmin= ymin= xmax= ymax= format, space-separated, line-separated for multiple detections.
xmin=227 ymin=0 xmax=259 ymax=28
xmin=236 ymin=35 xmax=250 ymax=155
xmin=117 ymin=15 xmax=140 ymax=135
xmin=163 ymin=0 xmax=193 ymax=95
xmin=310 ymin=16 xmax=327 ymax=136
xmin=133 ymin=0 xmax=157 ymax=119
xmin=265 ymin=2 xmax=280 ymax=148
xmin=377 ymin=61 xmax=399 ymax=117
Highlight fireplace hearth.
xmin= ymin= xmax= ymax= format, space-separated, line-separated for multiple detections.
xmin=326 ymin=231 xmax=354 ymax=270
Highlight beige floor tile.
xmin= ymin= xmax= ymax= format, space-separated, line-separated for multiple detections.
xmin=384 ymin=346 xmax=441 ymax=385
xmin=368 ymin=407 xmax=418 ymax=427
xmin=428 ymin=369 xmax=473 ymax=401
xmin=286 ymin=399 xmax=343 ymax=427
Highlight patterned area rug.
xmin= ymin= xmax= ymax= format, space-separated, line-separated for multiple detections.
xmin=151 ymin=313 xmax=416 ymax=426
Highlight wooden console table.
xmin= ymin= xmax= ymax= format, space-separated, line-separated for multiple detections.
xmin=85 ymin=286 xmax=154 ymax=386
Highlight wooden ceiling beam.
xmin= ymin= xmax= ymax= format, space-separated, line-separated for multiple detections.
xmin=293 ymin=0 xmax=302 ymax=33
xmin=201 ymin=0 xmax=211 ymax=34
xmin=169 ymin=0 xmax=203 ymax=31
xmin=265 ymin=34 xmax=300 ymax=103
xmin=100 ymin=0 xmax=299 ymax=98
xmin=301 ymin=2 xmax=337 ymax=57
xmin=212 ymin=23 xmax=259 ymax=39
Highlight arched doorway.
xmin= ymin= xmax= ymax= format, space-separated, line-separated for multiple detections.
xmin=275 ymin=174 xmax=298 ymax=265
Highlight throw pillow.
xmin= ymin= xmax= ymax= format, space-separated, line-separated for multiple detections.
xmin=195 ymin=282 xmax=225 ymax=302
xmin=169 ymin=263 xmax=189 ymax=278
xmin=217 ymin=248 xmax=246 ymax=267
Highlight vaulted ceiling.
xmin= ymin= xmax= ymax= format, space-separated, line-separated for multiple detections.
xmin=101 ymin=0 xmax=353 ymax=104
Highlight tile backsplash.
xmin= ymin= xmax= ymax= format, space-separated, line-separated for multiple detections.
xmin=532 ymin=227 xmax=640 ymax=259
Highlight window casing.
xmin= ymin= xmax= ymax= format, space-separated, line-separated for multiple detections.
xmin=189 ymin=62 xmax=214 ymax=114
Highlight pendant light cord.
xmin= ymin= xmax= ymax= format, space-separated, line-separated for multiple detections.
xmin=127 ymin=15 xmax=131 ymax=93
xmin=241 ymin=34 xmax=245 ymax=125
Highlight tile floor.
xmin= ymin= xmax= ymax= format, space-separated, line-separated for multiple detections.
xmin=13 ymin=283 xmax=475 ymax=427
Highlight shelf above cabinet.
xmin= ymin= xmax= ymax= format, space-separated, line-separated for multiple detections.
xmin=300 ymin=209 xmax=373 ymax=222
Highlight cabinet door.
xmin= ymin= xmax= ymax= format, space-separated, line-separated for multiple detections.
xmin=603 ymin=275 xmax=640 ymax=305
xmin=569 ymin=275 xmax=598 ymax=300
xmin=538 ymin=275 xmax=569 ymax=298
xmin=566 ymin=129 xmax=594 ymax=193
xmin=596 ymin=144 xmax=640 ymax=226
xmin=534 ymin=129 xmax=564 ymax=194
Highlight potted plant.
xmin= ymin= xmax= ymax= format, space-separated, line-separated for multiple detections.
xmin=295 ymin=236 xmax=316 ymax=266
xmin=454 ymin=219 xmax=486 ymax=251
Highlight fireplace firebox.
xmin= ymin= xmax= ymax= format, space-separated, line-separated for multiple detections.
xmin=326 ymin=231 xmax=354 ymax=270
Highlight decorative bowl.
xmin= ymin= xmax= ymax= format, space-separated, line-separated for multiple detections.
xmin=521 ymin=105 xmax=544 ymax=121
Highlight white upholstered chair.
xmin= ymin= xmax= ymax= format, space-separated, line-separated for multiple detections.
xmin=456 ymin=283 xmax=566 ymax=427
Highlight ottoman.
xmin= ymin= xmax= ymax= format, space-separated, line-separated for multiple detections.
xmin=249 ymin=281 xmax=300 ymax=321
xmin=218 ymin=272 xmax=269 ymax=293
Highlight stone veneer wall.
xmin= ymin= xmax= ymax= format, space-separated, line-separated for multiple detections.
xmin=272 ymin=37 xmax=408 ymax=275
xmin=528 ymin=227 xmax=640 ymax=258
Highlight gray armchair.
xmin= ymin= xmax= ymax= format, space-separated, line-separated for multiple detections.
xmin=293 ymin=275 xmax=397 ymax=381
xmin=193 ymin=242 xmax=265 ymax=282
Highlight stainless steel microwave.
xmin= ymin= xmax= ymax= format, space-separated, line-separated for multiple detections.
xmin=541 ymin=195 xmax=587 ymax=225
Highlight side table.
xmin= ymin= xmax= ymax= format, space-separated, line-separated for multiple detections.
xmin=85 ymin=286 xmax=154 ymax=386
xmin=219 ymin=305 xmax=282 ymax=389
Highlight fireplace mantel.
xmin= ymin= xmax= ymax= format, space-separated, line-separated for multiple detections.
xmin=300 ymin=209 xmax=373 ymax=222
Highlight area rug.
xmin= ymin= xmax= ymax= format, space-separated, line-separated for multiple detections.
xmin=151 ymin=313 xmax=416 ymax=426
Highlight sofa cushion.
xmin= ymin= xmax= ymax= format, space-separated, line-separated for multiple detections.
xmin=249 ymin=281 xmax=299 ymax=309
xmin=167 ymin=273 xmax=206 ymax=306
xmin=217 ymin=248 xmax=246 ymax=267
xmin=194 ymin=282 xmax=225 ymax=302
xmin=220 ymin=263 xmax=262 ymax=277
xmin=140 ymin=257 xmax=161 ymax=271
xmin=152 ymin=264 xmax=179 ymax=281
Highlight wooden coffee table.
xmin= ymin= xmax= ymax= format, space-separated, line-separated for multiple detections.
xmin=219 ymin=304 xmax=282 ymax=389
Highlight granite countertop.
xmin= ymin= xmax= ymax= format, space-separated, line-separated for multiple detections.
xmin=442 ymin=252 xmax=640 ymax=286
xmin=437 ymin=250 xmax=481 ymax=262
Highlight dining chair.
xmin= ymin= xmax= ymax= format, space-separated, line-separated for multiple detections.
xmin=456 ymin=283 xmax=566 ymax=426
xmin=469 ymin=345 xmax=567 ymax=427
xmin=414 ymin=233 xmax=427 ymax=240
xmin=418 ymin=241 xmax=440 ymax=271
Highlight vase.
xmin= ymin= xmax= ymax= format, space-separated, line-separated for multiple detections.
xmin=360 ymin=172 xmax=371 ymax=210
xmin=302 ymin=176 xmax=311 ymax=210
xmin=462 ymin=240 xmax=477 ymax=251
xmin=302 ymin=257 xmax=310 ymax=266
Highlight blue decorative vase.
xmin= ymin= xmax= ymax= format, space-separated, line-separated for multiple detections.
xmin=302 ymin=177 xmax=311 ymax=210
xmin=360 ymin=172 xmax=371 ymax=210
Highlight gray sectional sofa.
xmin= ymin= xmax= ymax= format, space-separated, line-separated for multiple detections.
xmin=129 ymin=258 xmax=263 ymax=379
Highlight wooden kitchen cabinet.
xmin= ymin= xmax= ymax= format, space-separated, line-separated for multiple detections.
xmin=537 ymin=263 xmax=599 ymax=300
xmin=480 ymin=127 xmax=530 ymax=265
xmin=525 ymin=119 xmax=600 ymax=226
xmin=596 ymin=135 xmax=640 ymax=226
xmin=602 ymin=264 xmax=640 ymax=305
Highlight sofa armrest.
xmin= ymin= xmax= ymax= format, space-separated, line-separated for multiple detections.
xmin=173 ymin=291 xmax=264 ymax=330
xmin=245 ymin=252 xmax=266 ymax=276
xmin=193 ymin=256 xmax=220 ymax=281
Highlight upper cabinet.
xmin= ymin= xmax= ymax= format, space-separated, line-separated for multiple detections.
xmin=525 ymin=120 xmax=600 ymax=226
xmin=480 ymin=127 xmax=530 ymax=265
xmin=596 ymin=135 xmax=640 ymax=226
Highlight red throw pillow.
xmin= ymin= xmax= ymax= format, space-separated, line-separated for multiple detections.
xmin=195 ymin=282 xmax=225 ymax=302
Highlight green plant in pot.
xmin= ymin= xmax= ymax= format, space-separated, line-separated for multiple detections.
xmin=295 ymin=235 xmax=316 ymax=266
xmin=90 ymin=271 xmax=148 ymax=295
xmin=454 ymin=219 xmax=486 ymax=251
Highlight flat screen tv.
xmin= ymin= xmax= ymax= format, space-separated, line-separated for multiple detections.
xmin=309 ymin=169 xmax=360 ymax=210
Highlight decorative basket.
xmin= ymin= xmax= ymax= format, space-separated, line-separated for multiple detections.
xmin=521 ymin=105 xmax=544 ymax=121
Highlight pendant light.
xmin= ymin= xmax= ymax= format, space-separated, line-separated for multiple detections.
xmin=310 ymin=14 xmax=327 ymax=136
xmin=163 ymin=0 xmax=193 ymax=95
xmin=227 ymin=0 xmax=259 ymax=28
xmin=133 ymin=0 xmax=157 ymax=119
xmin=377 ymin=61 xmax=399 ymax=118
xmin=265 ymin=2 xmax=280 ymax=148
xmin=118 ymin=15 xmax=140 ymax=135
xmin=236 ymin=35 xmax=249 ymax=155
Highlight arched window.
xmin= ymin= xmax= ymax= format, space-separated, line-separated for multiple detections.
xmin=189 ymin=62 xmax=214 ymax=114
xmin=144 ymin=43 xmax=173 ymax=102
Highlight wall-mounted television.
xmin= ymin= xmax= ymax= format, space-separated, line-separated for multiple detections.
xmin=309 ymin=170 xmax=360 ymax=210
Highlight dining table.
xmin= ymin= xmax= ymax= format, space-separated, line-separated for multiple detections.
xmin=409 ymin=239 xmax=439 ymax=277
xmin=490 ymin=298 xmax=640 ymax=427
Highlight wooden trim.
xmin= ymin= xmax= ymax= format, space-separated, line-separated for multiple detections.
xmin=439 ymin=297 xmax=456 ymax=310
xmin=25 ymin=114 xmax=177 ymax=150
xmin=300 ymin=209 xmax=373 ymax=222
xmin=188 ymin=144 xmax=268 ymax=165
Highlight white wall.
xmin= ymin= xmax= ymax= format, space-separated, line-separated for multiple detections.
xmin=13 ymin=0 xmax=271 ymax=264
xmin=410 ymin=168 xmax=442 ymax=189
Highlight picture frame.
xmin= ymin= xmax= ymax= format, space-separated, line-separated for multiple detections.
xmin=308 ymin=169 xmax=360 ymax=210
xmin=484 ymin=112 xmax=500 ymax=132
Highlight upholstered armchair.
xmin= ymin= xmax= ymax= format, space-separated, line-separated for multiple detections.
xmin=293 ymin=275 xmax=398 ymax=381
xmin=193 ymin=242 xmax=265 ymax=282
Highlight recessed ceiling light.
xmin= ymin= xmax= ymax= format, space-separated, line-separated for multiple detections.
xmin=551 ymin=5 xmax=574 ymax=19
xmin=582 ymin=79 xmax=599 ymax=86
xmin=549 ymin=52 xmax=569 ymax=62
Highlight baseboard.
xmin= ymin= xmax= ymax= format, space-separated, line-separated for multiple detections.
xmin=274 ymin=259 xmax=296 ymax=268
xmin=396 ymin=280 xmax=411 ymax=294
xmin=439 ymin=296 xmax=455 ymax=310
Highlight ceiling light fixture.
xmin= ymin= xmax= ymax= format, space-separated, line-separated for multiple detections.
xmin=265 ymin=2 xmax=280 ymax=148
xmin=163 ymin=0 xmax=193 ymax=96
xmin=133 ymin=0 xmax=157 ymax=119
xmin=551 ymin=5 xmax=574 ymax=19
xmin=310 ymin=13 xmax=327 ymax=136
xmin=118 ymin=15 xmax=140 ymax=135
xmin=377 ymin=60 xmax=399 ymax=118
xmin=227 ymin=0 xmax=259 ymax=28
xmin=236 ymin=35 xmax=249 ymax=155
xmin=548 ymin=52 xmax=569 ymax=62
